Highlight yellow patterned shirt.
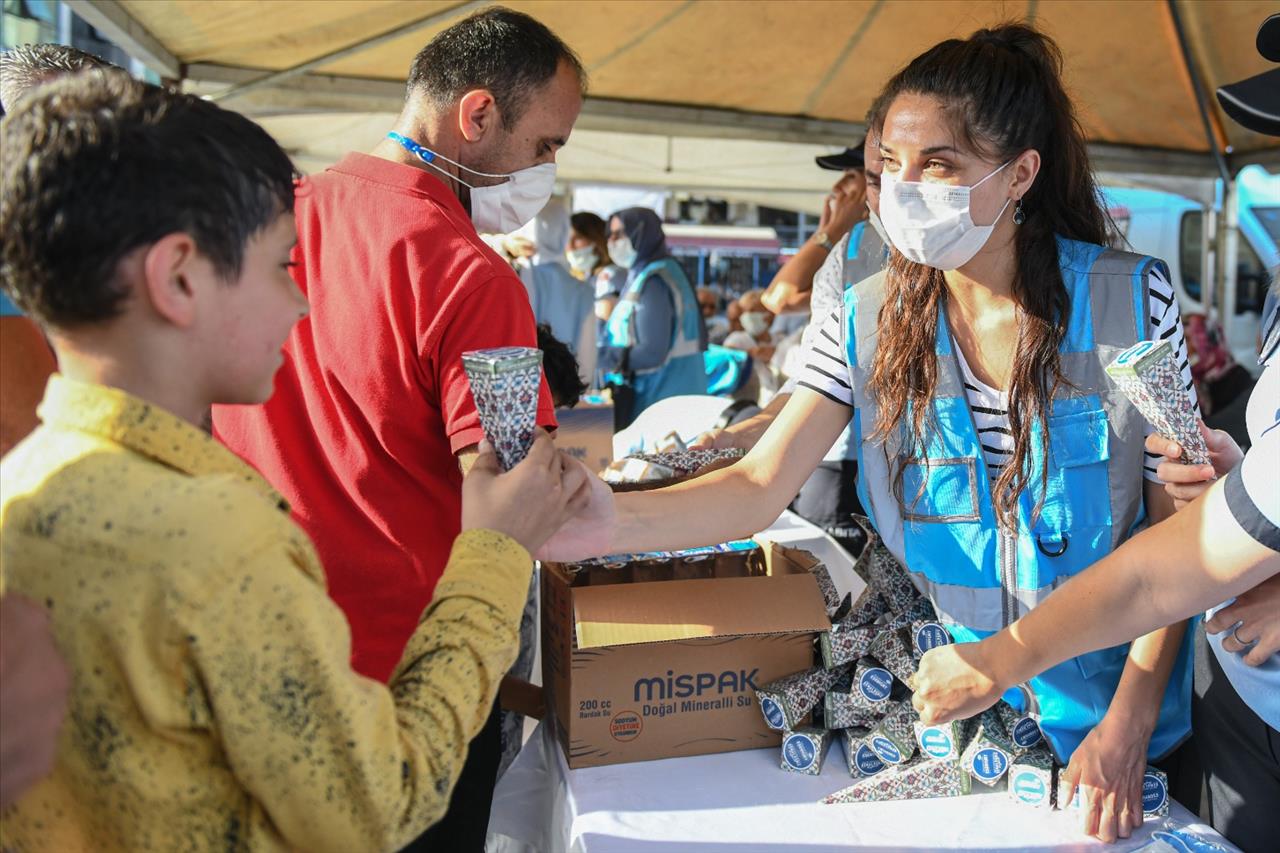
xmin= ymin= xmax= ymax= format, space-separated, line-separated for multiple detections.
xmin=0 ymin=376 xmax=532 ymax=852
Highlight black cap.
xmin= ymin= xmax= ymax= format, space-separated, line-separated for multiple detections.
xmin=1215 ymin=14 xmax=1280 ymax=137
xmin=816 ymin=140 xmax=866 ymax=171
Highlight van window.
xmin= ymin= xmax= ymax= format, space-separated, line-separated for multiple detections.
xmin=1253 ymin=206 xmax=1280 ymax=246
xmin=1178 ymin=211 xmax=1203 ymax=301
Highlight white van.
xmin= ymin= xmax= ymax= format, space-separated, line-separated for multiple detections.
xmin=1102 ymin=165 xmax=1279 ymax=371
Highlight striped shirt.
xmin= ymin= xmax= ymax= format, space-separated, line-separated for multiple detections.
xmin=798 ymin=266 xmax=1196 ymax=483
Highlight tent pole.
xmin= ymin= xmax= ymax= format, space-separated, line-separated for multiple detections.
xmin=1165 ymin=0 xmax=1231 ymax=184
xmin=209 ymin=1 xmax=486 ymax=103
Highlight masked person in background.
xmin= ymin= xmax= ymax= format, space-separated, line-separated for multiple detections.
xmin=598 ymin=208 xmax=707 ymax=429
xmin=568 ymin=211 xmax=626 ymax=326
xmin=213 ymin=9 xmax=585 ymax=851
xmin=723 ymin=289 xmax=776 ymax=361
xmin=549 ymin=24 xmax=1198 ymax=845
xmin=517 ymin=197 xmax=595 ymax=383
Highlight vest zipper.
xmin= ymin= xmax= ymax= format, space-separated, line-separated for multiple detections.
xmin=999 ymin=524 xmax=1018 ymax=628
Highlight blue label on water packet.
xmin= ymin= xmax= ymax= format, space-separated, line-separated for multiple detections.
xmin=1011 ymin=769 xmax=1048 ymax=804
xmin=971 ymin=747 xmax=1009 ymax=782
xmin=1143 ymin=771 xmax=1168 ymax=813
xmin=858 ymin=667 xmax=893 ymax=702
xmin=783 ymin=734 xmax=817 ymax=771
xmin=1012 ymin=717 xmax=1043 ymax=749
xmin=871 ymin=735 xmax=902 ymax=764
xmin=761 ymin=697 xmax=785 ymax=730
xmin=855 ymin=744 xmax=885 ymax=775
xmin=918 ymin=726 xmax=954 ymax=759
xmin=914 ymin=622 xmax=951 ymax=653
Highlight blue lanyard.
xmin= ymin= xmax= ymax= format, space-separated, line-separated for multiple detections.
xmin=387 ymin=131 xmax=436 ymax=164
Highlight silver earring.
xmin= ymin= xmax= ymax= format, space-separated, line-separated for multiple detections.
xmin=1013 ymin=199 xmax=1026 ymax=225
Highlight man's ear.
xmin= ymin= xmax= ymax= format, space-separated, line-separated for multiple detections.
xmin=141 ymin=233 xmax=202 ymax=329
xmin=457 ymin=89 xmax=498 ymax=143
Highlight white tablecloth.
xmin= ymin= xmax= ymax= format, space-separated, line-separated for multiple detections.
xmin=488 ymin=720 xmax=1229 ymax=853
xmin=488 ymin=511 xmax=1235 ymax=852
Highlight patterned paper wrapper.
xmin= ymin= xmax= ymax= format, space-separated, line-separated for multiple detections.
xmin=462 ymin=347 xmax=544 ymax=471
xmin=1105 ymin=339 xmax=1209 ymax=465
xmin=911 ymin=620 xmax=953 ymax=661
xmin=868 ymin=627 xmax=916 ymax=686
xmin=842 ymin=586 xmax=890 ymax=627
xmin=870 ymin=699 xmax=920 ymax=766
xmin=756 ymin=666 xmax=843 ymax=731
xmin=991 ymin=701 xmax=1045 ymax=755
xmin=843 ymin=658 xmax=894 ymax=716
xmin=914 ymin=717 xmax=979 ymax=763
xmin=1143 ymin=767 xmax=1170 ymax=817
xmin=1008 ymin=749 xmax=1056 ymax=808
xmin=629 ymin=448 xmax=744 ymax=475
xmin=823 ymin=756 xmax=971 ymax=804
xmin=781 ymin=727 xmax=833 ymax=776
xmin=820 ymin=622 xmax=878 ymax=670
xmin=868 ymin=544 xmax=923 ymax=611
xmin=810 ymin=560 xmax=843 ymax=616
xmin=841 ymin=726 xmax=889 ymax=778
xmin=849 ymin=515 xmax=880 ymax=583
xmin=960 ymin=715 xmax=1015 ymax=787
xmin=824 ymin=669 xmax=886 ymax=730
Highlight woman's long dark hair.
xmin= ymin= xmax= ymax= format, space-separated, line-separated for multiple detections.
xmin=867 ymin=23 xmax=1115 ymax=528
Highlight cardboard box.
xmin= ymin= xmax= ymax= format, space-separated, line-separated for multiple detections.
xmin=555 ymin=403 xmax=614 ymax=474
xmin=542 ymin=542 xmax=831 ymax=769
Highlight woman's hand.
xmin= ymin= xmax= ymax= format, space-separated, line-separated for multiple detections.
xmin=910 ymin=641 xmax=1006 ymax=724
xmin=461 ymin=434 xmax=591 ymax=555
xmin=1145 ymin=422 xmax=1243 ymax=510
xmin=535 ymin=455 xmax=616 ymax=563
xmin=1061 ymin=713 xmax=1151 ymax=843
xmin=1206 ymin=573 xmax=1280 ymax=666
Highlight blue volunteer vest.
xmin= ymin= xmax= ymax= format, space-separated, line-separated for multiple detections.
xmin=843 ymin=236 xmax=1192 ymax=762
xmin=603 ymin=258 xmax=706 ymax=417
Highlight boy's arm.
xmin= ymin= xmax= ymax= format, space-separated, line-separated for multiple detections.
xmin=189 ymin=529 xmax=532 ymax=853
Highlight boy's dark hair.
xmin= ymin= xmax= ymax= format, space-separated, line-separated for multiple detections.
xmin=0 ymin=71 xmax=296 ymax=328
xmin=407 ymin=6 xmax=585 ymax=129
xmin=536 ymin=324 xmax=587 ymax=409
xmin=0 ymin=43 xmax=115 ymax=111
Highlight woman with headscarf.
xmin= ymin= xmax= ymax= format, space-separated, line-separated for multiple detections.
xmin=598 ymin=207 xmax=707 ymax=429
xmin=517 ymin=198 xmax=596 ymax=381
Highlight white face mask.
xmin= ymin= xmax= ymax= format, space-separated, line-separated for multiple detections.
xmin=867 ymin=207 xmax=890 ymax=246
xmin=388 ymin=132 xmax=556 ymax=234
xmin=879 ymin=161 xmax=1012 ymax=270
xmin=740 ymin=311 xmax=772 ymax=338
xmin=609 ymin=235 xmax=638 ymax=269
xmin=566 ymin=246 xmax=598 ymax=275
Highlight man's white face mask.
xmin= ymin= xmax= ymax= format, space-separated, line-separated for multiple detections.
xmin=388 ymin=132 xmax=556 ymax=234
xmin=878 ymin=160 xmax=1012 ymax=271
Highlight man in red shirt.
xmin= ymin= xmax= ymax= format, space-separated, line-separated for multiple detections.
xmin=213 ymin=8 xmax=586 ymax=850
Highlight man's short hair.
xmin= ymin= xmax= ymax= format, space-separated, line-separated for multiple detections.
xmin=407 ymin=6 xmax=585 ymax=129
xmin=536 ymin=324 xmax=587 ymax=408
xmin=1 ymin=71 xmax=296 ymax=328
xmin=0 ymin=43 xmax=115 ymax=111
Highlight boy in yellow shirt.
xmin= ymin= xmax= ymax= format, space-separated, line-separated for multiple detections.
xmin=0 ymin=72 xmax=598 ymax=852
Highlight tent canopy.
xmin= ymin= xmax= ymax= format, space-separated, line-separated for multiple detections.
xmin=69 ymin=0 xmax=1280 ymax=190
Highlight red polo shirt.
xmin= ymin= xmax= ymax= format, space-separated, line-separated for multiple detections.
xmin=213 ymin=153 xmax=556 ymax=682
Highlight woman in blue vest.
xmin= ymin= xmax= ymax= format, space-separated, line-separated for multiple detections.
xmin=598 ymin=208 xmax=707 ymax=428
xmin=552 ymin=24 xmax=1196 ymax=844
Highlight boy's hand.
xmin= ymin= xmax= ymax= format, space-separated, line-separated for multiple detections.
xmin=1145 ymin=421 xmax=1243 ymax=510
xmin=461 ymin=434 xmax=591 ymax=555
xmin=0 ymin=595 xmax=71 ymax=810
xmin=536 ymin=463 xmax=615 ymax=564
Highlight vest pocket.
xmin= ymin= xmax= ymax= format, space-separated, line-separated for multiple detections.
xmin=900 ymin=456 xmax=982 ymax=523
xmin=1034 ymin=409 xmax=1115 ymax=539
